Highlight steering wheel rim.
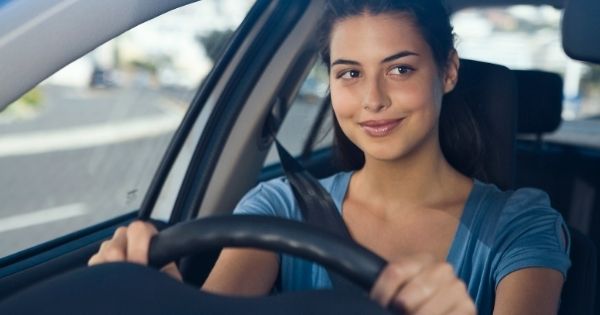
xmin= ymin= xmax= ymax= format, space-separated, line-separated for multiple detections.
xmin=148 ymin=215 xmax=387 ymax=291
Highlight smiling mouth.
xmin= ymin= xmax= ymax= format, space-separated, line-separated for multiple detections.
xmin=359 ymin=119 xmax=404 ymax=137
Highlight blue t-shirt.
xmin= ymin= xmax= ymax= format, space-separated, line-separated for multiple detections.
xmin=233 ymin=171 xmax=571 ymax=314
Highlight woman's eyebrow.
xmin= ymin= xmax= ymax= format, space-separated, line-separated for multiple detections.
xmin=331 ymin=51 xmax=419 ymax=67
xmin=381 ymin=51 xmax=419 ymax=63
xmin=331 ymin=59 xmax=360 ymax=67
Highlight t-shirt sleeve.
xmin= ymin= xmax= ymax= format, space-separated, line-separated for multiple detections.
xmin=232 ymin=177 xmax=300 ymax=220
xmin=492 ymin=188 xmax=571 ymax=287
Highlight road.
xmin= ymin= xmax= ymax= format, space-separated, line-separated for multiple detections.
xmin=0 ymin=85 xmax=186 ymax=257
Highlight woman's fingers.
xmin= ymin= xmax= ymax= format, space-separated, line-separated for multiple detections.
xmin=394 ymin=262 xmax=455 ymax=313
xmin=370 ymin=255 xmax=475 ymax=315
xmin=412 ymin=274 xmax=471 ymax=315
xmin=88 ymin=226 xmax=128 ymax=265
xmin=448 ymin=300 xmax=477 ymax=315
xmin=87 ymin=253 xmax=103 ymax=265
xmin=370 ymin=254 xmax=434 ymax=307
xmin=87 ymin=221 xmax=183 ymax=281
xmin=161 ymin=262 xmax=183 ymax=282
xmin=87 ymin=221 xmax=156 ymax=266
xmin=126 ymin=221 xmax=157 ymax=265
xmin=108 ymin=226 xmax=128 ymax=260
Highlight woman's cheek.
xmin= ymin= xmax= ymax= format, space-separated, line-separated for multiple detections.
xmin=330 ymin=88 xmax=357 ymax=119
xmin=388 ymin=81 xmax=425 ymax=109
xmin=331 ymin=90 xmax=362 ymax=144
xmin=390 ymin=82 xmax=440 ymax=120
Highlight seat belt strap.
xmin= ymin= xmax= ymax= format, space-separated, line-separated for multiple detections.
xmin=274 ymin=140 xmax=362 ymax=293
xmin=275 ymin=140 xmax=352 ymax=239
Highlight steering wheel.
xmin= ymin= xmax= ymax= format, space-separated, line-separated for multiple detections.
xmin=148 ymin=215 xmax=387 ymax=291
xmin=0 ymin=215 xmax=392 ymax=315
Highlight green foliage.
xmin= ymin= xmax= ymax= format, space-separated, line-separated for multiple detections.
xmin=128 ymin=59 xmax=158 ymax=74
xmin=19 ymin=88 xmax=43 ymax=107
xmin=1 ymin=87 xmax=44 ymax=118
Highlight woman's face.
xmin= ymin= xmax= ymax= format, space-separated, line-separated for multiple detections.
xmin=329 ymin=13 xmax=458 ymax=163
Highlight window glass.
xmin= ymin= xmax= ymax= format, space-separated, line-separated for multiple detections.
xmin=0 ymin=0 xmax=255 ymax=257
xmin=264 ymin=62 xmax=331 ymax=166
xmin=452 ymin=6 xmax=600 ymax=121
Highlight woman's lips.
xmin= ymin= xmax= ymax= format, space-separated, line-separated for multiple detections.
xmin=359 ymin=119 xmax=404 ymax=137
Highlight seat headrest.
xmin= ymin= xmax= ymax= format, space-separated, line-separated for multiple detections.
xmin=514 ymin=70 xmax=563 ymax=134
xmin=562 ymin=0 xmax=600 ymax=64
xmin=444 ymin=59 xmax=517 ymax=190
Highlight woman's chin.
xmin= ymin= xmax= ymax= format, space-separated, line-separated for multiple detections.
xmin=363 ymin=147 xmax=409 ymax=163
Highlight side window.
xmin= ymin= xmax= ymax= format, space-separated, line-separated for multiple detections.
xmin=263 ymin=61 xmax=332 ymax=166
xmin=0 ymin=0 xmax=255 ymax=258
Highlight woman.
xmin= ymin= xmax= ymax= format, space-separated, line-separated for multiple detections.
xmin=89 ymin=0 xmax=570 ymax=314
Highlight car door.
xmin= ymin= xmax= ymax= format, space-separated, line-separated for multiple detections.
xmin=0 ymin=0 xmax=326 ymax=299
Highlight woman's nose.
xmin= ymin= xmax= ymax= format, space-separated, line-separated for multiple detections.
xmin=362 ymin=77 xmax=390 ymax=112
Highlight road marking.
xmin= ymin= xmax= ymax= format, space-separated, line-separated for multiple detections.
xmin=0 ymin=114 xmax=181 ymax=157
xmin=0 ymin=203 xmax=88 ymax=233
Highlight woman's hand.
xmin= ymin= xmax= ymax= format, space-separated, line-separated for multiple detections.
xmin=87 ymin=221 xmax=182 ymax=281
xmin=370 ymin=254 xmax=476 ymax=315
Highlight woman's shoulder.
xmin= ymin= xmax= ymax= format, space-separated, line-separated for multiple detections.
xmin=474 ymin=180 xmax=561 ymax=223
xmin=504 ymin=186 xmax=555 ymax=214
xmin=232 ymin=171 xmax=351 ymax=218
xmin=471 ymin=181 xmax=571 ymax=283
xmin=232 ymin=176 xmax=295 ymax=217
xmin=468 ymin=181 xmax=567 ymax=246
xmin=250 ymin=171 xmax=349 ymax=197
xmin=505 ymin=187 xmax=564 ymax=232
xmin=472 ymin=180 xmax=569 ymax=253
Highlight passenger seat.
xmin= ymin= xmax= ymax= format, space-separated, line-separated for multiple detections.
xmin=512 ymin=69 xmax=597 ymax=315
xmin=513 ymin=70 xmax=571 ymax=215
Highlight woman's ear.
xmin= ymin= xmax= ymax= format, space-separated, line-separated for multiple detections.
xmin=443 ymin=50 xmax=459 ymax=93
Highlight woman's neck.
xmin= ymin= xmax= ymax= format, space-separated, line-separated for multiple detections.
xmin=351 ymin=139 xmax=472 ymax=215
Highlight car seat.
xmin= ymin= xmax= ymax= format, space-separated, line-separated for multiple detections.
xmin=513 ymin=70 xmax=571 ymax=216
xmin=560 ymin=228 xmax=597 ymax=315
xmin=439 ymin=59 xmax=518 ymax=189
xmin=562 ymin=0 xmax=600 ymax=65
xmin=512 ymin=69 xmax=597 ymax=315
xmin=561 ymin=1 xmax=600 ymax=312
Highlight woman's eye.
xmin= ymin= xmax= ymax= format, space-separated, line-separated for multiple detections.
xmin=339 ymin=70 xmax=360 ymax=79
xmin=389 ymin=66 xmax=414 ymax=76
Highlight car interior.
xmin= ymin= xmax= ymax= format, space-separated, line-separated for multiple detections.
xmin=0 ymin=0 xmax=599 ymax=313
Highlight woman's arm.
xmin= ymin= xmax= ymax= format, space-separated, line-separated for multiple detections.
xmin=493 ymin=268 xmax=564 ymax=315
xmin=201 ymin=248 xmax=279 ymax=296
